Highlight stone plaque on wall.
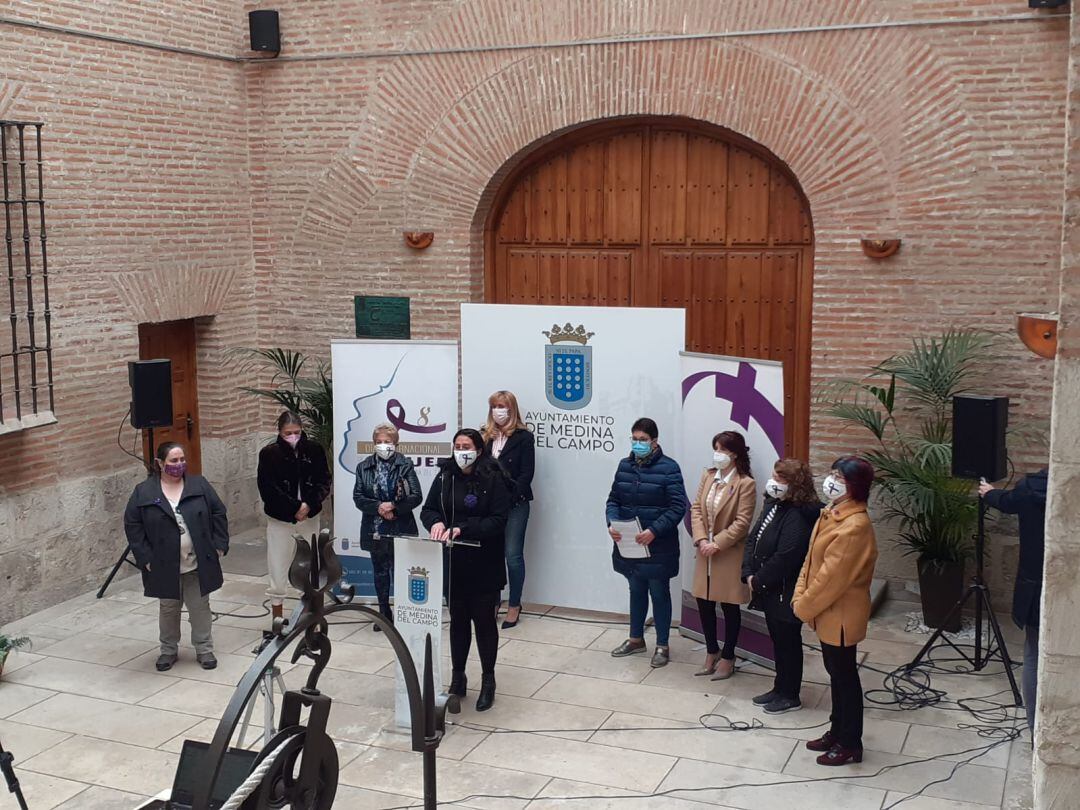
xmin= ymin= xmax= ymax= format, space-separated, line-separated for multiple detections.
xmin=354 ymin=295 xmax=410 ymax=339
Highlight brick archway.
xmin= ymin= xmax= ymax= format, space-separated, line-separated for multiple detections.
xmin=482 ymin=115 xmax=815 ymax=456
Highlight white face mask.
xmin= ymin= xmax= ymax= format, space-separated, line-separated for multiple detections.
xmin=375 ymin=442 xmax=395 ymax=461
xmin=713 ymin=452 xmax=731 ymax=469
xmin=454 ymin=449 xmax=478 ymax=470
xmin=492 ymin=407 xmax=510 ymax=426
xmin=822 ymin=474 xmax=847 ymax=501
xmin=765 ymin=478 xmax=789 ymax=499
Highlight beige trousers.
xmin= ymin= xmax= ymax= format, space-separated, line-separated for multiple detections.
xmin=159 ymin=570 xmax=213 ymax=656
xmin=266 ymin=515 xmax=321 ymax=605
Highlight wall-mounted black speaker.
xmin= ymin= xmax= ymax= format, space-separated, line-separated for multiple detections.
xmin=249 ymin=10 xmax=281 ymax=53
xmin=129 ymin=359 xmax=173 ymax=429
xmin=1029 ymin=1 xmax=1068 ymax=9
xmin=952 ymin=395 xmax=1008 ymax=481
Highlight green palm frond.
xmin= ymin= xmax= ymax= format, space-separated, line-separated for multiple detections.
xmin=230 ymin=348 xmax=334 ymax=463
xmin=818 ymin=329 xmax=1005 ymax=563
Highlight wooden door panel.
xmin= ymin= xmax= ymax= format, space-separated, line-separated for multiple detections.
xmin=567 ymin=141 xmax=605 ymax=245
xmin=530 ymin=155 xmax=568 ymax=243
xmin=498 ymin=178 xmax=529 ymax=243
xmin=537 ymin=251 xmax=566 ymax=304
xmin=598 ymin=252 xmax=633 ymax=306
xmin=489 ymin=120 xmax=813 ymax=456
xmin=690 ymin=252 xmax=727 ymax=355
xmin=566 ymin=251 xmax=600 ymax=304
xmin=139 ymin=319 xmax=201 ymax=475
xmin=687 ymin=136 xmax=729 ymax=245
xmin=506 ymin=249 xmax=539 ymax=303
xmin=727 ymin=148 xmax=771 ymax=245
xmin=649 ymin=130 xmax=688 ymax=244
xmin=604 ymin=132 xmax=643 ymax=245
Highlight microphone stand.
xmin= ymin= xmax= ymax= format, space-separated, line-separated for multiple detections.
xmin=0 ymin=739 xmax=29 ymax=810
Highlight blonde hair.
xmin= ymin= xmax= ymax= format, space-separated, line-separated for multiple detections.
xmin=483 ymin=390 xmax=527 ymax=441
xmin=372 ymin=422 xmax=399 ymax=443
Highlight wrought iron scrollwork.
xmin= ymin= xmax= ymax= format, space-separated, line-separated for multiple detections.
xmin=190 ymin=529 xmax=451 ymax=810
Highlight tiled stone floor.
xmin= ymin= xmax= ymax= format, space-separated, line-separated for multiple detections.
xmin=0 ymin=528 xmax=1034 ymax=809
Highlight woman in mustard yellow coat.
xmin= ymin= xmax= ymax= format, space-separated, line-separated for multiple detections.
xmin=690 ymin=431 xmax=756 ymax=680
xmin=792 ymin=456 xmax=878 ymax=767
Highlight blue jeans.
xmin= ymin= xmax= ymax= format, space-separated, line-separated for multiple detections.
xmin=626 ymin=570 xmax=672 ymax=646
xmin=1024 ymin=623 xmax=1038 ymax=733
xmin=505 ymin=501 xmax=530 ymax=607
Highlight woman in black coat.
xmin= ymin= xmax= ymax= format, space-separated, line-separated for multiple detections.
xmin=481 ymin=389 xmax=535 ymax=629
xmin=741 ymin=458 xmax=822 ymax=714
xmin=980 ymin=468 xmax=1047 ymax=733
xmin=353 ymin=421 xmax=423 ymax=630
xmin=420 ymin=428 xmax=511 ymax=712
xmin=257 ymin=411 xmax=331 ymax=629
xmin=124 ymin=442 xmax=229 ymax=672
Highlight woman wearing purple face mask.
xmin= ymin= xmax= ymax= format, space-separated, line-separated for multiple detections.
xmin=124 ymin=442 xmax=230 ymax=672
xmin=257 ymin=411 xmax=332 ymax=632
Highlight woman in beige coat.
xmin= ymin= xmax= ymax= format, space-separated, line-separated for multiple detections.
xmin=690 ymin=431 xmax=756 ymax=679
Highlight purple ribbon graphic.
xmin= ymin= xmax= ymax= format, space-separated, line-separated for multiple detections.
xmin=386 ymin=398 xmax=446 ymax=435
xmin=681 ymin=362 xmax=785 ymax=457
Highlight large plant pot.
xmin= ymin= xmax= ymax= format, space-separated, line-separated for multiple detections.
xmin=0 ymin=650 xmax=7 ymax=680
xmin=917 ymin=557 xmax=965 ymax=632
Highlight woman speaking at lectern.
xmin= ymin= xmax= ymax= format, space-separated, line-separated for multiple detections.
xmin=421 ymin=428 xmax=511 ymax=711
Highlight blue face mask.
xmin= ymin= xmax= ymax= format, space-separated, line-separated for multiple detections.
xmin=631 ymin=440 xmax=652 ymax=458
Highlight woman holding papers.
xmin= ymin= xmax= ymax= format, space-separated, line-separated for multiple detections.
xmin=690 ymin=431 xmax=756 ymax=680
xmin=741 ymin=458 xmax=822 ymax=714
xmin=606 ymin=417 xmax=689 ymax=668
xmin=352 ymin=421 xmax=423 ymax=631
xmin=792 ymin=456 xmax=878 ymax=766
xmin=481 ymin=389 xmax=536 ymax=630
xmin=421 ymin=428 xmax=511 ymax=711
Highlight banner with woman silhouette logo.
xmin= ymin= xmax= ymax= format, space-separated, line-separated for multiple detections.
xmin=331 ymin=339 xmax=458 ymax=596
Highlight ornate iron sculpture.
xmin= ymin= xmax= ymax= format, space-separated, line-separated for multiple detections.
xmin=191 ymin=529 xmax=454 ymax=810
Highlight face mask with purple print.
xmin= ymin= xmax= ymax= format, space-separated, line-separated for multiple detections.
xmin=163 ymin=461 xmax=187 ymax=478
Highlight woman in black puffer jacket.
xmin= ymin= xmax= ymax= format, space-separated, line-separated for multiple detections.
xmin=741 ymin=457 xmax=822 ymax=715
xmin=421 ymin=428 xmax=511 ymax=712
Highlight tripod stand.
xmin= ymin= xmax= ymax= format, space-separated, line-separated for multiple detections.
xmin=237 ymin=665 xmax=288 ymax=749
xmin=0 ymin=738 xmax=29 ymax=810
xmin=906 ymin=495 xmax=1023 ymax=706
xmin=98 ymin=427 xmax=156 ymax=599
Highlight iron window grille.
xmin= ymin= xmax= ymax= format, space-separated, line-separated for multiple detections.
xmin=0 ymin=120 xmax=54 ymax=431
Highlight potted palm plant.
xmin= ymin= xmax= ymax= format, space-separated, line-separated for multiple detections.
xmin=0 ymin=629 xmax=31 ymax=679
xmin=229 ymin=347 xmax=334 ymax=464
xmin=818 ymin=330 xmax=995 ymax=631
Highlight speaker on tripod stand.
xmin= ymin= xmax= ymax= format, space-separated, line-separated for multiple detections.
xmin=905 ymin=395 xmax=1022 ymax=706
xmin=96 ymin=360 xmax=174 ymax=600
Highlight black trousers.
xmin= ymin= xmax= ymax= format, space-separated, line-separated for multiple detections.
xmin=765 ymin=615 xmax=804 ymax=700
xmin=821 ymin=640 xmax=863 ymax=749
xmin=696 ymin=598 xmax=742 ymax=658
xmin=369 ymin=542 xmax=394 ymax=617
xmin=449 ymin=588 xmax=500 ymax=675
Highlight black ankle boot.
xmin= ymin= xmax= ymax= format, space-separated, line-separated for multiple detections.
xmin=476 ymin=674 xmax=496 ymax=711
xmin=448 ymin=671 xmax=467 ymax=697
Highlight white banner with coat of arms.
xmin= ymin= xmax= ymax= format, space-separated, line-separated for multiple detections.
xmin=393 ymin=536 xmax=443 ymax=728
xmin=461 ymin=303 xmax=685 ymax=613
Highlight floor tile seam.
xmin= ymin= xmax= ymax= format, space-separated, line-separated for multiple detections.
xmin=18 ymin=720 xmax=200 ymax=752
xmin=10 ymin=688 xmax=208 ymax=719
xmin=0 ymin=686 xmax=57 ymax=719
xmin=495 ymin=689 xmax=711 ymax=724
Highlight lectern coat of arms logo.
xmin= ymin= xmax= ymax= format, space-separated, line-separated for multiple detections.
xmin=544 ymin=323 xmax=595 ymax=410
xmin=408 ymin=566 xmax=429 ymax=605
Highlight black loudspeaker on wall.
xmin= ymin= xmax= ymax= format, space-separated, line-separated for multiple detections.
xmin=129 ymin=359 xmax=173 ymax=429
xmin=249 ymin=9 xmax=281 ymax=53
xmin=952 ymin=395 xmax=1008 ymax=481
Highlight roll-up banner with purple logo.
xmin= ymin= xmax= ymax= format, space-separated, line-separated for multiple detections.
xmin=331 ymin=339 xmax=458 ymax=597
xmin=677 ymin=351 xmax=785 ymax=665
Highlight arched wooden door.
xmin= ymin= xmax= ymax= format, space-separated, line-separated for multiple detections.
xmin=485 ymin=118 xmax=814 ymax=457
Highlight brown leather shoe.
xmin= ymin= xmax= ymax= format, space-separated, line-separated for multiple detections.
xmin=816 ymin=745 xmax=863 ymax=766
xmin=710 ymin=657 xmax=736 ymax=680
xmin=805 ymin=731 xmax=836 ymax=752
xmin=611 ymin=639 xmax=647 ymax=658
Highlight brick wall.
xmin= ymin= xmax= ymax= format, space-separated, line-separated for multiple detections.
xmin=0 ymin=0 xmax=1068 ymax=621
